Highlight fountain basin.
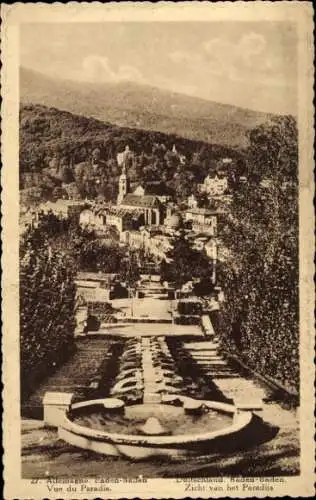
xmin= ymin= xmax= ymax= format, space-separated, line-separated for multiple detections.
xmin=58 ymin=396 xmax=253 ymax=460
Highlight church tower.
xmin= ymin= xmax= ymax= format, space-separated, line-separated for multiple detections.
xmin=117 ymin=164 xmax=128 ymax=205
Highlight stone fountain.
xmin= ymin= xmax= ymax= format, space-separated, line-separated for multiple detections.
xmin=55 ymin=336 xmax=254 ymax=460
xmin=58 ymin=395 xmax=253 ymax=460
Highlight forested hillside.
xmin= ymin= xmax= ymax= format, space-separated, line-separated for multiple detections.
xmin=20 ymin=67 xmax=273 ymax=147
xmin=20 ymin=103 xmax=245 ymax=204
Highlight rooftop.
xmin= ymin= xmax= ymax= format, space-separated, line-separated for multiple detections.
xmin=107 ymin=207 xmax=143 ymax=219
xmin=185 ymin=208 xmax=217 ymax=216
xmin=122 ymin=194 xmax=160 ymax=208
xmin=76 ymin=272 xmax=116 ymax=282
xmin=39 ymin=199 xmax=88 ymax=210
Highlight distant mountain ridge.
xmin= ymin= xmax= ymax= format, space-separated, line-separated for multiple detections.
xmin=20 ymin=67 xmax=273 ymax=148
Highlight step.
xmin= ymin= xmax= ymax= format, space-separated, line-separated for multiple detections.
xmin=183 ymin=342 xmax=220 ymax=350
xmin=205 ymin=367 xmax=235 ymax=373
xmin=196 ymin=360 xmax=228 ymax=366
xmin=189 ymin=350 xmax=221 ymax=356
xmin=213 ymin=378 xmax=266 ymax=402
xmin=143 ymin=393 xmax=162 ymax=404
xmin=191 ymin=354 xmax=223 ymax=360
xmin=205 ymin=372 xmax=238 ymax=379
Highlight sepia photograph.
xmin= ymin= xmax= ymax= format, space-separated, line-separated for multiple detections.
xmin=2 ymin=2 xmax=314 ymax=498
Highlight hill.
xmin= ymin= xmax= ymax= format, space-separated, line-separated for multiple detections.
xmin=19 ymin=103 xmax=245 ymax=204
xmin=20 ymin=67 xmax=272 ymax=148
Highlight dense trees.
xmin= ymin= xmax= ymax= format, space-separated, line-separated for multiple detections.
xmin=247 ymin=115 xmax=298 ymax=184
xmin=78 ymin=238 xmax=126 ymax=273
xmin=160 ymin=234 xmax=213 ymax=289
xmin=119 ymin=250 xmax=140 ymax=290
xmin=20 ymin=104 xmax=243 ymax=204
xmin=193 ymin=277 xmax=215 ymax=297
xmin=217 ymin=117 xmax=299 ymax=392
xmin=20 ymin=226 xmax=77 ymax=400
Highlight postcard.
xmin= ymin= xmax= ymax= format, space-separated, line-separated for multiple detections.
xmin=2 ymin=2 xmax=315 ymax=498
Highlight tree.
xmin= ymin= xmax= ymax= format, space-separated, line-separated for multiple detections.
xmin=92 ymin=147 xmax=101 ymax=163
xmin=247 ymin=115 xmax=298 ymax=183
xmin=20 ymin=223 xmax=77 ymax=401
xmin=217 ymin=117 xmax=299 ymax=392
xmin=195 ymin=191 xmax=213 ymax=209
xmin=193 ymin=277 xmax=215 ymax=298
xmin=60 ymin=165 xmax=75 ymax=184
xmin=119 ymin=250 xmax=140 ymax=289
xmin=51 ymin=186 xmax=64 ymax=201
xmin=63 ymin=182 xmax=81 ymax=200
xmin=21 ymin=186 xmax=43 ymax=205
xmin=161 ymin=235 xmax=212 ymax=288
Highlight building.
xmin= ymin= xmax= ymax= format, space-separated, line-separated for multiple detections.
xmin=191 ymin=235 xmax=210 ymax=252
xmin=163 ymin=202 xmax=182 ymax=230
xmin=185 ymin=207 xmax=217 ymax=227
xmin=133 ymin=185 xmax=145 ymax=196
xmin=199 ymin=173 xmax=228 ymax=196
xmin=20 ymin=208 xmax=39 ymax=234
xmin=75 ymin=272 xmax=125 ymax=302
xmin=192 ymin=222 xmax=217 ymax=236
xmin=133 ymin=182 xmax=172 ymax=204
xmin=121 ymin=228 xmax=150 ymax=249
xmin=38 ymin=200 xmax=87 ymax=220
xmin=164 ymin=212 xmax=182 ymax=230
xmin=116 ymin=158 xmax=163 ymax=226
xmin=106 ymin=207 xmax=141 ymax=233
xmin=79 ymin=208 xmax=104 ymax=228
xmin=185 ymin=208 xmax=217 ymax=237
xmin=117 ymin=164 xmax=129 ymax=205
xmin=117 ymin=145 xmax=133 ymax=167
xmin=80 ymin=205 xmax=143 ymax=235
xmin=187 ymin=194 xmax=198 ymax=209
xmin=120 ymin=194 xmax=162 ymax=225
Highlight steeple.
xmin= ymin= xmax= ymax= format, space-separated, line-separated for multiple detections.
xmin=117 ymin=164 xmax=129 ymax=205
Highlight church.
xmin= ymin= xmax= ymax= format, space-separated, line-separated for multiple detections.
xmin=116 ymin=162 xmax=163 ymax=226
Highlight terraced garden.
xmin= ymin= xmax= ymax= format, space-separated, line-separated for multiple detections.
xmin=21 ymin=331 xmax=299 ymax=478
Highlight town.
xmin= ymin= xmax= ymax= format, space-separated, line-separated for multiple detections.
xmin=20 ymin=142 xmax=230 ymax=312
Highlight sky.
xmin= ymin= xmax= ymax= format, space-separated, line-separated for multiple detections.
xmin=20 ymin=22 xmax=297 ymax=115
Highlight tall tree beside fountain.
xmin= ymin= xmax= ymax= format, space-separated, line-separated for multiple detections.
xmin=119 ymin=250 xmax=140 ymax=316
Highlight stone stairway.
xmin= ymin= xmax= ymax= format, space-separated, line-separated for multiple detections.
xmin=182 ymin=337 xmax=265 ymax=406
xmin=182 ymin=341 xmax=230 ymax=373
xmin=211 ymin=377 xmax=266 ymax=406
xmin=22 ymin=338 xmax=115 ymax=419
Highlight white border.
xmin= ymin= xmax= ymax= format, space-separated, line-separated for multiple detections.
xmin=2 ymin=2 xmax=315 ymax=498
